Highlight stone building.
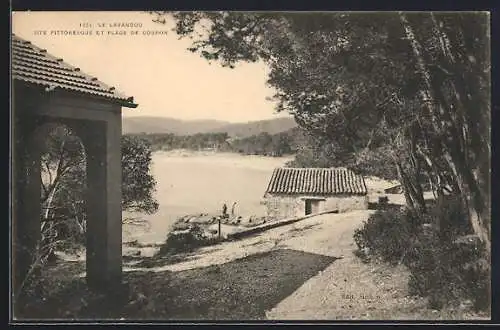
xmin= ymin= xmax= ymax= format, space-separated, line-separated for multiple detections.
xmin=262 ymin=167 xmax=368 ymax=219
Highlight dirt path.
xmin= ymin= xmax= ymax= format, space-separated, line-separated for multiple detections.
xmin=262 ymin=211 xmax=485 ymax=320
xmin=123 ymin=211 xmax=364 ymax=273
xmin=264 ymin=210 xmax=428 ymax=319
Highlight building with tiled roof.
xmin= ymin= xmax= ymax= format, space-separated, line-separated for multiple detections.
xmin=262 ymin=167 xmax=368 ymax=219
xmin=12 ymin=34 xmax=137 ymax=108
xmin=11 ymin=33 xmax=138 ymax=295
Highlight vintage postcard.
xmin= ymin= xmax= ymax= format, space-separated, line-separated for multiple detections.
xmin=10 ymin=11 xmax=491 ymax=322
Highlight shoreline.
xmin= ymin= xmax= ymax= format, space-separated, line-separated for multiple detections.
xmin=152 ymin=148 xmax=296 ymax=160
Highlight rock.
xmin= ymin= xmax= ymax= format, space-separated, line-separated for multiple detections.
xmin=453 ymin=234 xmax=481 ymax=246
xmin=172 ymin=229 xmax=191 ymax=235
xmin=460 ymin=299 xmax=473 ymax=309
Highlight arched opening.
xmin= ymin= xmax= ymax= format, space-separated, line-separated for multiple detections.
xmin=39 ymin=123 xmax=88 ymax=263
xmin=15 ymin=121 xmax=89 ymax=315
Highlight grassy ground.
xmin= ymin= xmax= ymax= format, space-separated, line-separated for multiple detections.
xmin=15 ymin=249 xmax=336 ymax=320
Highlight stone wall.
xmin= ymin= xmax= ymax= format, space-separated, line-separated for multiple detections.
xmin=263 ymin=193 xmax=368 ymax=219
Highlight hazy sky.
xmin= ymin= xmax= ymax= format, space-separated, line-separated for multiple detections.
xmin=12 ymin=11 xmax=291 ymax=123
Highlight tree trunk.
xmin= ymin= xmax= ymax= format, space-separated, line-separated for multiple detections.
xmin=396 ymin=162 xmax=425 ymax=214
xmin=430 ymin=14 xmax=491 ymax=255
xmin=399 ymin=12 xmax=491 ymax=254
xmin=418 ymin=149 xmax=445 ymax=199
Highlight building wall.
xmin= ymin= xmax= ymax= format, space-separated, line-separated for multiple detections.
xmin=263 ymin=193 xmax=369 ymax=219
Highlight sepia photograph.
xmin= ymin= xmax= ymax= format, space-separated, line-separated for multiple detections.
xmin=10 ymin=10 xmax=491 ymax=322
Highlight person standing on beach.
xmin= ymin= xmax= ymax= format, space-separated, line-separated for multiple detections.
xmin=222 ymin=203 xmax=228 ymax=219
xmin=231 ymin=202 xmax=237 ymax=216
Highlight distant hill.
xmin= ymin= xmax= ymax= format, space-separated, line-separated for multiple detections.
xmin=207 ymin=117 xmax=297 ymax=138
xmin=122 ymin=116 xmax=297 ymax=137
xmin=122 ymin=117 xmax=231 ymax=135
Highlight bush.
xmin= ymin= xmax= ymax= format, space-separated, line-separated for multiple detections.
xmin=406 ymin=231 xmax=489 ymax=311
xmin=158 ymin=224 xmax=218 ymax=255
xmin=353 ymin=208 xmax=420 ymax=264
xmin=428 ymin=195 xmax=471 ymax=239
xmin=354 ymin=195 xmax=490 ymax=311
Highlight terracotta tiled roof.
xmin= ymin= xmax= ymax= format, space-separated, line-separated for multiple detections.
xmin=265 ymin=167 xmax=368 ymax=195
xmin=11 ymin=34 xmax=137 ymax=108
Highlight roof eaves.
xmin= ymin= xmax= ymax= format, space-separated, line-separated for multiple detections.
xmin=11 ymin=34 xmax=138 ymax=109
xmin=264 ymin=167 xmax=368 ymax=195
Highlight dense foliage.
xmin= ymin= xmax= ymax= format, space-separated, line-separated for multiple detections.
xmin=128 ymin=127 xmax=305 ymax=157
xmin=354 ymin=197 xmax=489 ymax=310
xmin=286 ymin=134 xmax=399 ymax=180
xmin=157 ymin=224 xmax=219 ymax=255
xmin=121 ymin=136 xmax=159 ymax=214
xmin=152 ymin=10 xmax=490 ymax=255
xmin=131 ymin=132 xmax=230 ymax=152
